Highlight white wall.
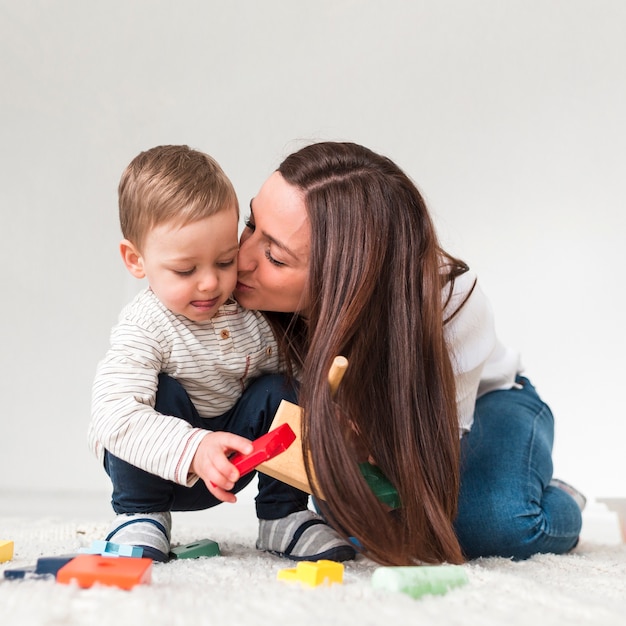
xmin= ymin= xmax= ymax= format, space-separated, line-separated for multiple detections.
xmin=1 ymin=0 xmax=624 ymax=502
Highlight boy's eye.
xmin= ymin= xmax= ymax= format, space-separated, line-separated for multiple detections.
xmin=217 ymin=259 xmax=236 ymax=269
xmin=173 ymin=268 xmax=195 ymax=276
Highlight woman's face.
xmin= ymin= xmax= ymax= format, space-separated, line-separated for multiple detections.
xmin=235 ymin=171 xmax=311 ymax=314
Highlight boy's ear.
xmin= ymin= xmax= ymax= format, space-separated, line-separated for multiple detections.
xmin=120 ymin=239 xmax=146 ymax=279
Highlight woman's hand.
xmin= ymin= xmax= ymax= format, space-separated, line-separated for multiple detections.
xmin=190 ymin=432 xmax=254 ymax=503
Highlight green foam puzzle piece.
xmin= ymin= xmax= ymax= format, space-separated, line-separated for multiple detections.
xmin=170 ymin=539 xmax=221 ymax=559
xmin=372 ymin=565 xmax=469 ymax=599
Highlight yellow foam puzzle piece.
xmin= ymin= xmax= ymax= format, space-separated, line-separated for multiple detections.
xmin=277 ymin=560 xmax=344 ymax=587
xmin=0 ymin=540 xmax=14 ymax=563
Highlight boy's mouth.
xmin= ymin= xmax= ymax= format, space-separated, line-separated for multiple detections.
xmin=191 ymin=298 xmax=219 ymax=310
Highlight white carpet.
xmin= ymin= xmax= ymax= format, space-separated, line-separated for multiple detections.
xmin=1 ymin=493 xmax=625 ymax=626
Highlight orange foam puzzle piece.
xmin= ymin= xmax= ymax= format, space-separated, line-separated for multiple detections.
xmin=56 ymin=554 xmax=152 ymax=590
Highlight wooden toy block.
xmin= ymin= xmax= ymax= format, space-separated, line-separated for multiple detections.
xmin=0 ymin=540 xmax=14 ymax=563
xmin=79 ymin=540 xmax=143 ymax=558
xmin=256 ymin=399 xmax=315 ymax=494
xmin=229 ymin=423 xmax=296 ymax=477
xmin=170 ymin=539 xmax=220 ymax=559
xmin=56 ymin=554 xmax=152 ymax=590
xmin=258 ymin=357 xmax=348 ymax=494
xmin=371 ymin=565 xmax=468 ymax=599
xmin=257 ymin=356 xmax=399 ymax=508
xmin=277 ymin=559 xmax=344 ymax=587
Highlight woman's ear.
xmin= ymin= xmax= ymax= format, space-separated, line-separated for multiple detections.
xmin=120 ymin=239 xmax=146 ymax=279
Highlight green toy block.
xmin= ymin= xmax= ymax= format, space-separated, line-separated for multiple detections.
xmin=359 ymin=463 xmax=401 ymax=509
xmin=170 ymin=539 xmax=220 ymax=559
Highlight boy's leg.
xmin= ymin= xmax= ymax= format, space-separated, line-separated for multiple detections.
xmin=103 ymin=374 xmax=240 ymax=515
xmin=454 ymin=376 xmax=583 ymax=560
xmin=102 ymin=373 xmax=234 ymax=561
xmin=106 ymin=374 xmax=301 ymax=514
xmin=105 ymin=373 xmax=354 ymax=561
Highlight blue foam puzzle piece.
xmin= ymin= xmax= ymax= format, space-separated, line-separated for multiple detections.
xmin=79 ymin=540 xmax=143 ymax=558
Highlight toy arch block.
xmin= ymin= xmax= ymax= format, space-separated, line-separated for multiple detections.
xmin=56 ymin=554 xmax=152 ymax=590
xmin=277 ymin=560 xmax=344 ymax=587
xmin=0 ymin=540 xmax=14 ymax=563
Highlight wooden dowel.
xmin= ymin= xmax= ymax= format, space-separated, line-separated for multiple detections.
xmin=328 ymin=356 xmax=349 ymax=397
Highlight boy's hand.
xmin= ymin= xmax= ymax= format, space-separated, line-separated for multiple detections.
xmin=190 ymin=432 xmax=254 ymax=503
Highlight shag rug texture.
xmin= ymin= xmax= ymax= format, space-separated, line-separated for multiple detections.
xmin=1 ymin=508 xmax=625 ymax=626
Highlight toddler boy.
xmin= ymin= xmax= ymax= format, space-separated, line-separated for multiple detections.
xmin=88 ymin=145 xmax=354 ymax=563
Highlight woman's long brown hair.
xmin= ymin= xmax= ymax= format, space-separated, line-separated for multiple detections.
xmin=265 ymin=142 xmax=468 ymax=566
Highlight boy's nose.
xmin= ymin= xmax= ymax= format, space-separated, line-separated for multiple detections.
xmin=198 ymin=272 xmax=219 ymax=292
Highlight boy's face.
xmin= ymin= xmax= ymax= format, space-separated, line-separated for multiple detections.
xmin=128 ymin=207 xmax=239 ymax=322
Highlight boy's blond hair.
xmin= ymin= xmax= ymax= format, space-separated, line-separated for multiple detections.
xmin=118 ymin=145 xmax=238 ymax=249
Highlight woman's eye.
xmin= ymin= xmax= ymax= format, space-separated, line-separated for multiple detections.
xmin=264 ymin=249 xmax=285 ymax=267
xmin=243 ymin=216 xmax=255 ymax=231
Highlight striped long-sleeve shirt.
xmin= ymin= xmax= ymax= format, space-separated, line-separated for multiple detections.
xmin=88 ymin=288 xmax=281 ymax=486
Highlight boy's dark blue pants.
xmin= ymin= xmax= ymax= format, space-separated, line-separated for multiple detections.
xmin=104 ymin=373 xmax=309 ymax=520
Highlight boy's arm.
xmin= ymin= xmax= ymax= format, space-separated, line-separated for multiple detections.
xmin=89 ymin=321 xmax=208 ymax=486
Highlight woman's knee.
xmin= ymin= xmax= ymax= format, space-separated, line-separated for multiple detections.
xmin=456 ymin=491 xmax=582 ymax=560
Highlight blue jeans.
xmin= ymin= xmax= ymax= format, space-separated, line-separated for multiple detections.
xmin=104 ymin=373 xmax=309 ymax=520
xmin=455 ymin=376 xmax=582 ymax=560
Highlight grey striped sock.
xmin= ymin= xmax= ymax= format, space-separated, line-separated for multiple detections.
xmin=257 ymin=510 xmax=356 ymax=562
xmin=106 ymin=511 xmax=171 ymax=561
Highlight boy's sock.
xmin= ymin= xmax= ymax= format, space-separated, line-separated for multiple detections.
xmin=257 ymin=510 xmax=356 ymax=562
xmin=105 ymin=511 xmax=171 ymax=562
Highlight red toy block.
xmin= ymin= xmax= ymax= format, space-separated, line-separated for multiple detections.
xmin=230 ymin=423 xmax=296 ymax=478
xmin=56 ymin=554 xmax=152 ymax=590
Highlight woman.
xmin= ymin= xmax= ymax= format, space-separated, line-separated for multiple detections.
xmin=235 ymin=141 xmax=584 ymax=566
